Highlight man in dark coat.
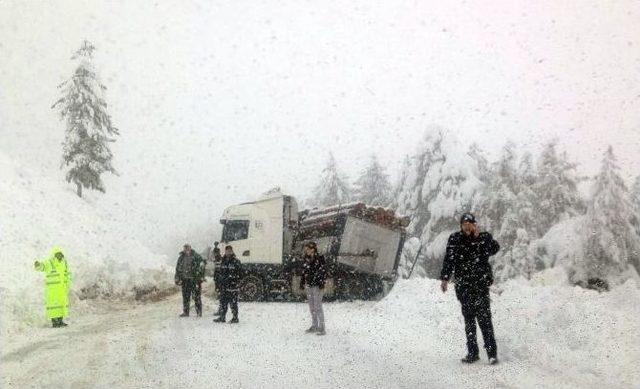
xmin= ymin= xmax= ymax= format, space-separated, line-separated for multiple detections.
xmin=300 ymin=242 xmax=328 ymax=335
xmin=211 ymin=241 xmax=224 ymax=317
xmin=175 ymin=243 xmax=206 ymax=317
xmin=440 ymin=213 xmax=500 ymax=365
xmin=213 ymin=245 xmax=243 ymax=324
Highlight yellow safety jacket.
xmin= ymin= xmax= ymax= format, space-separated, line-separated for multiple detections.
xmin=34 ymin=247 xmax=72 ymax=319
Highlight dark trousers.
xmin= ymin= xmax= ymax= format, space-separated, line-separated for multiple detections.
xmin=181 ymin=279 xmax=202 ymax=315
xmin=457 ymin=287 xmax=497 ymax=358
xmin=219 ymin=290 xmax=239 ymax=319
xmin=217 ymin=292 xmax=223 ymax=315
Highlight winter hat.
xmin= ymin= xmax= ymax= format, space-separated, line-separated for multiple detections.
xmin=460 ymin=213 xmax=476 ymax=224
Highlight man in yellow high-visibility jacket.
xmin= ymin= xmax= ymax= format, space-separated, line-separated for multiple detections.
xmin=34 ymin=246 xmax=72 ymax=328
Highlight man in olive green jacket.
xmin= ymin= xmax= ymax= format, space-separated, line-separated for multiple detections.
xmin=175 ymin=244 xmax=206 ymax=317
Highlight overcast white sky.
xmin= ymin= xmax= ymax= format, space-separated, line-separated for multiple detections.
xmin=1 ymin=1 xmax=639 ymax=249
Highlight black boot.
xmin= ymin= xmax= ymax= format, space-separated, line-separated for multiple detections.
xmin=179 ymin=312 xmax=189 ymax=317
xmin=52 ymin=318 xmax=60 ymax=328
xmin=461 ymin=354 xmax=479 ymax=364
xmin=59 ymin=319 xmax=68 ymax=327
xmin=229 ymin=317 xmax=239 ymax=324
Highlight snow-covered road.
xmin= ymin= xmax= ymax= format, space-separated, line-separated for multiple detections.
xmin=3 ymin=278 xmax=639 ymax=389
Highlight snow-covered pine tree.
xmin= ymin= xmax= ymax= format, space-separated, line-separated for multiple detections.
xmin=495 ymin=228 xmax=533 ymax=281
xmin=475 ymin=142 xmax=522 ymax=281
xmin=310 ymin=152 xmax=351 ymax=207
xmin=476 ymin=141 xmax=518 ymax=235
xmin=533 ymin=140 xmax=584 ymax=237
xmin=631 ymin=176 xmax=640 ymax=273
xmin=467 ymin=142 xmax=490 ymax=184
xmin=581 ymin=146 xmax=640 ymax=281
xmin=353 ymin=155 xmax=392 ymax=206
xmin=514 ymin=151 xmax=539 ymax=231
xmin=394 ymin=128 xmax=483 ymax=277
xmin=52 ymin=40 xmax=119 ymax=198
xmin=631 ymin=176 xmax=640 ymax=236
xmin=631 ymin=176 xmax=640 ymax=213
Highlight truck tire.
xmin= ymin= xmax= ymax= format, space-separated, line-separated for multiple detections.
xmin=322 ymin=278 xmax=337 ymax=302
xmin=239 ymin=274 xmax=265 ymax=301
xmin=343 ymin=277 xmax=367 ymax=300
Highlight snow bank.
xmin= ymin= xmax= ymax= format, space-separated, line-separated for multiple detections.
xmin=374 ymin=271 xmax=639 ymax=387
xmin=0 ymin=151 xmax=174 ymax=336
xmin=533 ymin=215 xmax=640 ymax=285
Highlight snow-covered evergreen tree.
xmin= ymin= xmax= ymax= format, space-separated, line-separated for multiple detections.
xmin=631 ymin=175 xmax=640 ymax=237
xmin=631 ymin=176 xmax=640 ymax=213
xmin=477 ymin=145 xmax=546 ymax=281
xmin=494 ymin=228 xmax=533 ymax=281
xmin=310 ymin=153 xmax=351 ymax=207
xmin=581 ymin=146 xmax=640 ymax=281
xmin=514 ymin=151 xmax=539 ymax=231
xmin=467 ymin=142 xmax=490 ymax=184
xmin=52 ymin=40 xmax=119 ymax=197
xmin=393 ymin=128 xmax=483 ymax=277
xmin=353 ymin=155 xmax=392 ymax=206
xmin=533 ymin=140 xmax=584 ymax=236
xmin=476 ymin=141 xmax=518 ymax=235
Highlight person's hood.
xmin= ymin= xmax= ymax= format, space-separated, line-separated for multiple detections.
xmin=50 ymin=246 xmax=65 ymax=259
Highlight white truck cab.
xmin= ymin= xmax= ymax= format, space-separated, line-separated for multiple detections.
xmin=219 ymin=189 xmax=298 ymax=264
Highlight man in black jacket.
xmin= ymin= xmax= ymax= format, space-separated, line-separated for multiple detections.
xmin=175 ymin=243 xmax=206 ymax=317
xmin=213 ymin=245 xmax=243 ymax=324
xmin=300 ymin=242 xmax=328 ymax=335
xmin=440 ymin=213 xmax=500 ymax=365
xmin=211 ymin=241 xmax=224 ymax=317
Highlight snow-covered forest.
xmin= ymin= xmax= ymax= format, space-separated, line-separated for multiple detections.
xmin=310 ymin=130 xmax=640 ymax=286
xmin=1 ymin=1 xmax=639 ymax=388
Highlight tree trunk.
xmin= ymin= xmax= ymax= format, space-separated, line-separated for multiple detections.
xmin=76 ymin=183 xmax=82 ymax=198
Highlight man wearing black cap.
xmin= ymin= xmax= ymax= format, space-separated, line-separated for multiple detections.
xmin=214 ymin=245 xmax=243 ymax=324
xmin=440 ymin=212 xmax=500 ymax=365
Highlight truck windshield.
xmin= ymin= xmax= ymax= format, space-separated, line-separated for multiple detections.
xmin=221 ymin=220 xmax=250 ymax=242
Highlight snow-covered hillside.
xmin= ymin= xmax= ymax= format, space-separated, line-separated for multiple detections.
xmin=3 ymin=274 xmax=639 ymax=388
xmin=0 ymin=150 xmax=174 ymax=336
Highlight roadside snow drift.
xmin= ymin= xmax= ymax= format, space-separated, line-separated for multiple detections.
xmin=0 ymin=151 xmax=173 ymax=336
xmin=2 ymin=274 xmax=638 ymax=389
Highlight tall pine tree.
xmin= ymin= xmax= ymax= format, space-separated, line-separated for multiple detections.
xmin=581 ymin=146 xmax=640 ymax=281
xmin=533 ymin=140 xmax=584 ymax=237
xmin=353 ymin=155 xmax=392 ymax=206
xmin=631 ymin=176 xmax=640 ymax=214
xmin=52 ymin=40 xmax=119 ymax=197
xmin=310 ymin=153 xmax=351 ymax=207
xmin=477 ymin=141 xmax=518 ymax=235
xmin=631 ymin=176 xmax=640 ymax=228
xmin=393 ymin=128 xmax=483 ymax=277
xmin=477 ymin=145 xmax=545 ymax=281
xmin=467 ymin=142 xmax=490 ymax=184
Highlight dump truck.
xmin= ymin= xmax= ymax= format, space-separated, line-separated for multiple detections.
xmin=215 ymin=189 xmax=409 ymax=301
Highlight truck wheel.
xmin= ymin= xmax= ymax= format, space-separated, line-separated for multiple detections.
xmin=344 ymin=277 xmax=367 ymax=300
xmin=239 ymin=274 xmax=265 ymax=301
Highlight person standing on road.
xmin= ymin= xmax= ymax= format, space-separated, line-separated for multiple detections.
xmin=213 ymin=245 xmax=243 ymax=324
xmin=211 ymin=241 xmax=224 ymax=317
xmin=175 ymin=243 xmax=206 ymax=317
xmin=440 ymin=213 xmax=500 ymax=365
xmin=34 ymin=246 xmax=72 ymax=328
xmin=301 ymin=241 xmax=327 ymax=336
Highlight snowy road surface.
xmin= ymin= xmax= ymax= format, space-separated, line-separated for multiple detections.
xmin=2 ymin=279 xmax=639 ymax=389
